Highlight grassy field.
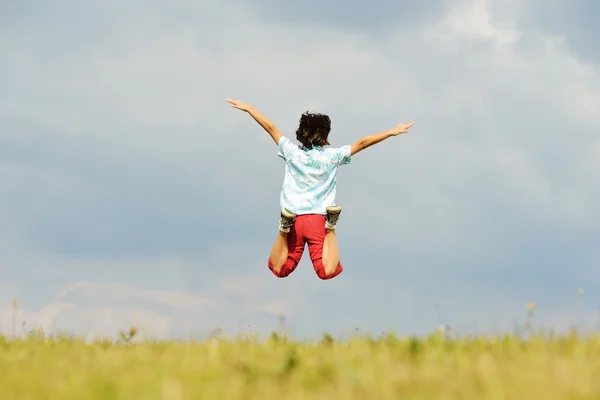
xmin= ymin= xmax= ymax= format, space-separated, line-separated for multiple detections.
xmin=1 ymin=329 xmax=600 ymax=400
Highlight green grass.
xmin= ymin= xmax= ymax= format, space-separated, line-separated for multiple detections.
xmin=2 ymin=330 xmax=600 ymax=399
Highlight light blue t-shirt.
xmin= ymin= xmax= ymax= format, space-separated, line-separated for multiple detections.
xmin=278 ymin=136 xmax=351 ymax=215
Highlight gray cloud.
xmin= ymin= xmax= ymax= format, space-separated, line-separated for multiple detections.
xmin=225 ymin=0 xmax=453 ymax=32
xmin=1 ymin=0 xmax=599 ymax=337
xmin=489 ymin=0 xmax=600 ymax=63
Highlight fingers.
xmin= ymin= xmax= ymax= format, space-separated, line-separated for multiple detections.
xmin=392 ymin=121 xmax=415 ymax=134
xmin=225 ymin=98 xmax=241 ymax=109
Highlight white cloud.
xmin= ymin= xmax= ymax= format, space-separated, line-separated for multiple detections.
xmin=0 ymin=254 xmax=307 ymax=339
xmin=67 ymin=282 xmax=212 ymax=309
xmin=430 ymin=0 xmax=521 ymax=46
xmin=0 ymin=301 xmax=76 ymax=337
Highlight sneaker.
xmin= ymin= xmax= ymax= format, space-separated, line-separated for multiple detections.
xmin=279 ymin=208 xmax=297 ymax=233
xmin=325 ymin=205 xmax=342 ymax=230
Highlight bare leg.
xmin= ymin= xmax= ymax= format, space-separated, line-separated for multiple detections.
xmin=321 ymin=228 xmax=340 ymax=276
xmin=269 ymin=231 xmax=289 ymax=274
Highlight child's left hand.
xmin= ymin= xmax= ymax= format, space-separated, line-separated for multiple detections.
xmin=226 ymin=98 xmax=251 ymax=112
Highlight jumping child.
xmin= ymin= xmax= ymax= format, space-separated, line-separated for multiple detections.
xmin=226 ymin=98 xmax=415 ymax=280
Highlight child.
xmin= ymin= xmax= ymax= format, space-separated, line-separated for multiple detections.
xmin=226 ymin=98 xmax=415 ymax=280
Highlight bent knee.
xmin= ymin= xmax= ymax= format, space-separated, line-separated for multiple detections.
xmin=313 ymin=259 xmax=343 ymax=280
xmin=268 ymin=258 xmax=297 ymax=278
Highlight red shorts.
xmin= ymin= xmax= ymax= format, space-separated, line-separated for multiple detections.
xmin=268 ymin=214 xmax=343 ymax=280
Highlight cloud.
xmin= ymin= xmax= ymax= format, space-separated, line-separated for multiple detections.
xmin=223 ymin=0 xmax=451 ymax=32
xmin=0 ymin=0 xmax=598 ymax=338
xmin=55 ymin=281 xmax=211 ymax=309
xmin=488 ymin=0 xmax=600 ymax=63
xmin=0 ymin=259 xmax=305 ymax=339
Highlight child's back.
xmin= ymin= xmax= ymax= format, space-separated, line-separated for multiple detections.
xmin=278 ymin=136 xmax=351 ymax=216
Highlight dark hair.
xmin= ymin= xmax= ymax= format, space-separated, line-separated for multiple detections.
xmin=295 ymin=112 xmax=331 ymax=149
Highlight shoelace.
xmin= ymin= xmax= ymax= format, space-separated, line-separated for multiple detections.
xmin=327 ymin=212 xmax=340 ymax=222
xmin=280 ymin=216 xmax=295 ymax=226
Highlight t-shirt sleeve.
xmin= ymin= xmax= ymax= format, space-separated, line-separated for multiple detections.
xmin=277 ymin=136 xmax=297 ymax=161
xmin=331 ymin=144 xmax=352 ymax=166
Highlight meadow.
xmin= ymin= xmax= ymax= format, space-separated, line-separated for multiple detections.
xmin=2 ymin=326 xmax=600 ymax=400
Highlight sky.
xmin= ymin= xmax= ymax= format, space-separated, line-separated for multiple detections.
xmin=1 ymin=0 xmax=599 ymax=340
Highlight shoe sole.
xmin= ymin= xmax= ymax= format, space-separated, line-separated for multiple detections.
xmin=326 ymin=205 xmax=342 ymax=215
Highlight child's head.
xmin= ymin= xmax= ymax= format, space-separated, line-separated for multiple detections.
xmin=296 ymin=112 xmax=331 ymax=149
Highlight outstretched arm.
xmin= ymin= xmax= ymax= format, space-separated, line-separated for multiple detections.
xmin=350 ymin=122 xmax=415 ymax=156
xmin=226 ymin=98 xmax=282 ymax=144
